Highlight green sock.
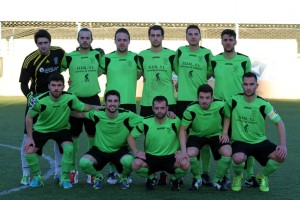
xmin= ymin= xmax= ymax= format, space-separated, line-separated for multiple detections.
xmin=135 ymin=167 xmax=149 ymax=178
xmin=200 ymin=145 xmax=211 ymax=174
xmin=87 ymin=136 xmax=95 ymax=150
xmin=61 ymin=144 xmax=73 ymax=181
xmin=120 ymin=155 xmax=134 ymax=179
xmin=260 ymin=159 xmax=280 ymax=177
xmin=174 ymin=168 xmax=189 ymax=179
xmin=190 ymin=157 xmax=201 ymax=180
xmin=79 ymin=157 xmax=102 ymax=179
xmin=233 ymin=161 xmax=245 ymax=177
xmin=72 ymin=137 xmax=79 ymax=171
xmin=214 ymin=156 xmax=232 ymax=182
xmin=246 ymin=156 xmax=255 ymax=179
xmin=25 ymin=153 xmax=41 ymax=176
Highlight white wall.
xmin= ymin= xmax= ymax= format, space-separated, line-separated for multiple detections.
xmin=0 ymin=38 xmax=299 ymax=99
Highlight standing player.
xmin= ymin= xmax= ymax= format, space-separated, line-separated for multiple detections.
xmin=179 ymin=84 xmax=232 ymax=191
xmin=174 ymin=24 xmax=214 ymax=186
xmin=128 ymin=96 xmax=190 ymax=191
xmin=60 ymin=28 xmax=103 ymax=184
xmin=19 ymin=29 xmax=64 ymax=185
xmin=210 ymin=29 xmax=254 ymax=186
xmin=24 ymin=73 xmax=100 ymax=189
xmin=229 ymin=72 xmax=287 ymax=192
xmin=71 ymin=90 xmax=143 ymax=190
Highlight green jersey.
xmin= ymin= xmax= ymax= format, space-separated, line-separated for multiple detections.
xmin=100 ymin=51 xmax=140 ymax=104
xmin=28 ymin=91 xmax=85 ymax=133
xmin=131 ymin=117 xmax=181 ymax=156
xmin=138 ymin=48 xmax=176 ymax=106
xmin=61 ymin=50 xmax=103 ymax=97
xmin=211 ymin=53 xmax=251 ymax=101
xmin=227 ymin=94 xmax=282 ymax=144
xmin=174 ymin=46 xmax=212 ymax=101
xmin=85 ymin=108 xmax=143 ymax=153
xmin=181 ymin=100 xmax=229 ymax=138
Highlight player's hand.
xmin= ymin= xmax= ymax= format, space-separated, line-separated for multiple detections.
xmin=167 ymin=111 xmax=176 ymax=119
xmin=175 ymin=151 xmax=190 ymax=163
xmin=135 ymin=151 xmax=146 ymax=160
xmin=219 ymin=133 xmax=229 ymax=143
xmin=275 ymin=145 xmax=287 ymax=159
xmin=24 ymin=137 xmax=35 ymax=152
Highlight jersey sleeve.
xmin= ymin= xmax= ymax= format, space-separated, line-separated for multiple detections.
xmin=27 ymin=97 xmax=41 ymax=117
xmin=181 ymin=108 xmax=193 ymax=127
xmin=71 ymin=95 xmax=85 ymax=111
xmin=129 ymin=112 xmax=143 ymax=127
xmin=130 ymin=121 xmax=144 ymax=139
xmin=60 ymin=54 xmax=69 ymax=72
xmin=265 ymin=102 xmax=281 ymax=123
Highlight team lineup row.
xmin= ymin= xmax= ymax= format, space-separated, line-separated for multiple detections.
xmin=18 ymin=25 xmax=287 ymax=192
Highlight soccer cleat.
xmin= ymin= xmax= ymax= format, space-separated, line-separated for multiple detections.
xmin=178 ymin=177 xmax=184 ymax=185
xmin=93 ymin=178 xmax=102 ymax=189
xmin=120 ymin=178 xmax=130 ymax=190
xmin=231 ymin=175 xmax=243 ymax=192
xmin=70 ymin=170 xmax=79 ymax=184
xmin=221 ymin=176 xmax=231 ymax=187
xmin=127 ymin=176 xmax=133 ymax=184
xmin=189 ymin=178 xmax=202 ymax=190
xmin=245 ymin=175 xmax=259 ymax=187
xmin=107 ymin=172 xmax=120 ymax=185
xmin=201 ymin=173 xmax=213 ymax=186
xmin=170 ymin=179 xmax=180 ymax=191
xmin=145 ymin=178 xmax=155 ymax=190
xmin=87 ymin=174 xmax=94 ymax=184
xmin=29 ymin=175 xmax=44 ymax=187
xmin=157 ymin=171 xmax=167 ymax=185
xmin=60 ymin=180 xmax=73 ymax=189
xmin=53 ymin=174 xmax=61 ymax=183
xmin=20 ymin=174 xmax=30 ymax=185
xmin=213 ymin=180 xmax=228 ymax=191
xmin=256 ymin=174 xmax=269 ymax=192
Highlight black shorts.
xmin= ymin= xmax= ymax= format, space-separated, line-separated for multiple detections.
xmin=70 ymin=94 xmax=100 ymax=137
xmin=144 ymin=153 xmax=176 ymax=175
xmin=119 ymin=104 xmax=137 ymax=113
xmin=232 ymin=140 xmax=277 ymax=166
xmin=85 ymin=146 xmax=131 ymax=172
xmin=140 ymin=104 xmax=176 ymax=117
xmin=33 ymin=129 xmax=72 ymax=154
xmin=176 ymin=101 xmax=193 ymax=119
xmin=187 ymin=135 xmax=230 ymax=161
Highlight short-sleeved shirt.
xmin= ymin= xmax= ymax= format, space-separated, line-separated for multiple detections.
xmin=100 ymin=51 xmax=140 ymax=104
xmin=28 ymin=91 xmax=85 ymax=133
xmin=130 ymin=117 xmax=181 ymax=156
xmin=211 ymin=53 xmax=251 ymax=101
xmin=61 ymin=50 xmax=103 ymax=97
xmin=181 ymin=100 xmax=229 ymax=138
xmin=19 ymin=46 xmax=65 ymax=95
xmin=85 ymin=108 xmax=143 ymax=153
xmin=174 ymin=46 xmax=212 ymax=101
xmin=138 ymin=48 xmax=176 ymax=106
xmin=227 ymin=94 xmax=281 ymax=144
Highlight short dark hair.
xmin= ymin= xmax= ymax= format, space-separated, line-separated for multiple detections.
xmin=148 ymin=25 xmax=164 ymax=37
xmin=48 ymin=72 xmax=64 ymax=85
xmin=152 ymin=96 xmax=168 ymax=107
xmin=221 ymin=29 xmax=236 ymax=40
xmin=78 ymin=28 xmax=93 ymax=40
xmin=115 ymin=28 xmax=130 ymax=41
xmin=104 ymin=90 xmax=120 ymax=102
xmin=197 ymin=84 xmax=213 ymax=97
xmin=243 ymin=72 xmax=257 ymax=82
xmin=34 ymin=29 xmax=51 ymax=44
xmin=186 ymin=25 xmax=201 ymax=36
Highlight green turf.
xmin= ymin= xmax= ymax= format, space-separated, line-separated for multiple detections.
xmin=0 ymin=97 xmax=299 ymax=200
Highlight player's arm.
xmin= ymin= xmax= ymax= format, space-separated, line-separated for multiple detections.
xmin=219 ymin=117 xmax=230 ymax=143
xmin=275 ymin=120 xmax=287 ymax=159
xmin=179 ymin=125 xmax=188 ymax=155
xmin=24 ymin=113 xmax=35 ymax=151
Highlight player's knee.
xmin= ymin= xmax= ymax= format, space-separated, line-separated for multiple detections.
xmin=220 ymin=145 xmax=232 ymax=157
xmin=132 ymin=158 xmax=144 ymax=170
xmin=232 ymin=153 xmax=246 ymax=164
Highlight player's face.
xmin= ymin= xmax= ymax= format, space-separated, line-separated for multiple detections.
xmin=36 ymin=38 xmax=50 ymax=55
xmin=105 ymin=95 xmax=120 ymax=113
xmin=78 ymin=31 xmax=93 ymax=50
xmin=48 ymin=80 xmax=64 ymax=99
xmin=198 ymin=92 xmax=213 ymax=110
xmin=242 ymin=77 xmax=258 ymax=97
xmin=221 ymin=34 xmax=236 ymax=53
xmin=115 ymin=32 xmax=130 ymax=53
xmin=152 ymin=100 xmax=168 ymax=119
xmin=186 ymin=28 xmax=200 ymax=46
xmin=149 ymin=30 xmax=163 ymax=48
